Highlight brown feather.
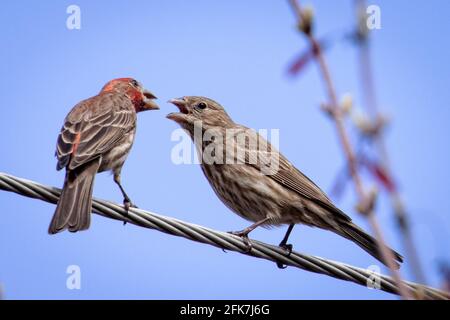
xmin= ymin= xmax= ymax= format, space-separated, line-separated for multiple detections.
xmin=49 ymin=158 xmax=100 ymax=234
xmin=168 ymin=96 xmax=403 ymax=267
xmin=51 ymin=82 xmax=141 ymax=234
xmin=56 ymin=93 xmax=136 ymax=171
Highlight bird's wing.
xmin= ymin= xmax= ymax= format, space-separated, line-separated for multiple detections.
xmin=56 ymin=93 xmax=136 ymax=171
xmin=234 ymin=126 xmax=351 ymax=222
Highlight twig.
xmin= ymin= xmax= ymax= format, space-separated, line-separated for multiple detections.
xmin=0 ymin=172 xmax=448 ymax=299
xmin=287 ymin=0 xmax=413 ymax=299
xmin=353 ymin=0 xmax=426 ymax=286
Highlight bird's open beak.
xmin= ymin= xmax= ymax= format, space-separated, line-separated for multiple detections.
xmin=142 ymin=89 xmax=159 ymax=110
xmin=167 ymin=97 xmax=190 ymax=123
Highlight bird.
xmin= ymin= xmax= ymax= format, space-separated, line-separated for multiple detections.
xmin=49 ymin=78 xmax=158 ymax=234
xmin=167 ymin=96 xmax=403 ymax=268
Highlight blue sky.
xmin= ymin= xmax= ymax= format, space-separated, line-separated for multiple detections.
xmin=1 ymin=0 xmax=449 ymax=299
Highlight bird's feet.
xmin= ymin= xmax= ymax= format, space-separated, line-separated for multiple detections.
xmin=123 ymin=198 xmax=137 ymax=225
xmin=276 ymin=241 xmax=293 ymax=269
xmin=280 ymin=242 xmax=293 ymax=255
xmin=228 ymin=230 xmax=253 ymax=253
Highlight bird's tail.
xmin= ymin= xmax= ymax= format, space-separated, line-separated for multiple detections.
xmin=48 ymin=159 xmax=100 ymax=234
xmin=337 ymin=222 xmax=403 ymax=269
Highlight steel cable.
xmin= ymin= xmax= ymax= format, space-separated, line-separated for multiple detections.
xmin=0 ymin=172 xmax=448 ymax=299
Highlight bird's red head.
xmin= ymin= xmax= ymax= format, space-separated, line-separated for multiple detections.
xmin=100 ymin=78 xmax=159 ymax=112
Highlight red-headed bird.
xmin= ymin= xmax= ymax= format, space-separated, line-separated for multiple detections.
xmin=167 ymin=96 xmax=403 ymax=268
xmin=49 ymin=78 xmax=158 ymax=234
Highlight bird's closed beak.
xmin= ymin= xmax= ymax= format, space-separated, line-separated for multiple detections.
xmin=167 ymin=97 xmax=190 ymax=123
xmin=142 ymin=89 xmax=159 ymax=110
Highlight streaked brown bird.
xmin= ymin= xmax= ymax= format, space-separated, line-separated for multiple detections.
xmin=49 ymin=78 xmax=158 ymax=234
xmin=167 ymin=96 xmax=403 ymax=268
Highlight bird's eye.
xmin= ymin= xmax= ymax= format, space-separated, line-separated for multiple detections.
xmin=196 ymin=102 xmax=207 ymax=110
xmin=130 ymin=80 xmax=139 ymax=87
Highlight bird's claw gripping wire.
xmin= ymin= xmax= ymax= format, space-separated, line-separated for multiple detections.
xmin=276 ymin=224 xmax=295 ymax=269
xmin=227 ymin=218 xmax=271 ymax=253
xmin=123 ymin=198 xmax=137 ymax=225
xmin=277 ymin=242 xmax=293 ymax=269
xmin=228 ymin=230 xmax=253 ymax=253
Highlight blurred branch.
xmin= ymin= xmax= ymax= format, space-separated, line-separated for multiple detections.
xmin=287 ymin=0 xmax=413 ymax=299
xmin=0 ymin=172 xmax=448 ymax=299
xmin=287 ymin=37 xmax=330 ymax=76
xmin=353 ymin=0 xmax=426 ymax=285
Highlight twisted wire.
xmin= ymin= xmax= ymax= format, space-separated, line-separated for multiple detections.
xmin=0 ymin=172 xmax=448 ymax=299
